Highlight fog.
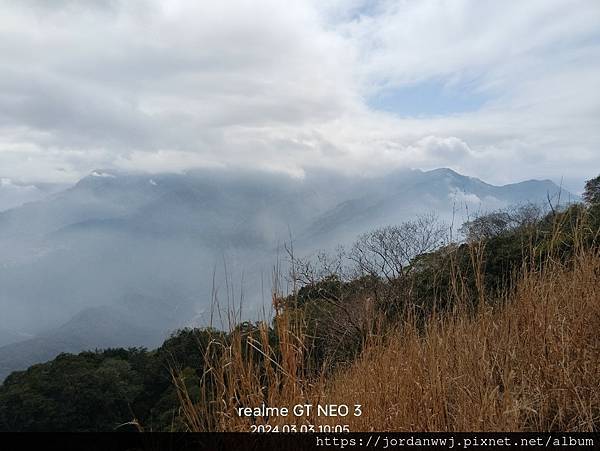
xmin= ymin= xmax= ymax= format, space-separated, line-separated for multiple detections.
xmin=0 ymin=166 xmax=571 ymax=379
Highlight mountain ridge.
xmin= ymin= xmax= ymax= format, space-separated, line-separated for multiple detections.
xmin=0 ymin=167 xmax=577 ymax=381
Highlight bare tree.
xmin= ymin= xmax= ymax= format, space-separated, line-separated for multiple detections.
xmin=459 ymin=203 xmax=544 ymax=242
xmin=290 ymin=246 xmax=348 ymax=288
xmin=509 ymin=203 xmax=544 ymax=227
xmin=349 ymin=213 xmax=447 ymax=282
xmin=459 ymin=211 xmax=512 ymax=241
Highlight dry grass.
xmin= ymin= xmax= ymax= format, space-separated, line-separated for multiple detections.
xmin=321 ymin=250 xmax=600 ymax=431
xmin=173 ymin=304 xmax=319 ymax=432
xmin=176 ymin=243 xmax=600 ymax=432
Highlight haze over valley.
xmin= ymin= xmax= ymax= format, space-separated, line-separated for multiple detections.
xmin=0 ymin=166 xmax=573 ymax=380
xmin=1 ymin=1 xmax=600 ymax=437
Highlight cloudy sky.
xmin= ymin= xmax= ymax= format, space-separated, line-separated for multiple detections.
xmin=1 ymin=0 xmax=599 ymax=191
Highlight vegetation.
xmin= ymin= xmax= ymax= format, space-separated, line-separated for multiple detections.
xmin=583 ymin=174 xmax=600 ymax=206
xmin=0 ymin=330 xmax=221 ymax=431
xmin=1 ymin=175 xmax=599 ymax=431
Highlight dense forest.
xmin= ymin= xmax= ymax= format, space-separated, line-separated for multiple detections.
xmin=1 ymin=175 xmax=599 ymax=432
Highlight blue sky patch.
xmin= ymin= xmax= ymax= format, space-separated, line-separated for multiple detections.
xmin=368 ymin=78 xmax=491 ymax=117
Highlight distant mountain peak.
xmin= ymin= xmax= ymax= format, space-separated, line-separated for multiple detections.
xmin=424 ymin=167 xmax=460 ymax=176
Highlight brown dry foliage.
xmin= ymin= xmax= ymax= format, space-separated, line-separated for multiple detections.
xmin=175 ymin=239 xmax=600 ymax=432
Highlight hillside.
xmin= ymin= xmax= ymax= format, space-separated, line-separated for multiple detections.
xmin=0 ymin=168 xmax=574 ymax=381
xmin=0 ymin=180 xmax=597 ymax=431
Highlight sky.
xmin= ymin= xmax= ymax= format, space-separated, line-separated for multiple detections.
xmin=0 ymin=0 xmax=599 ymax=192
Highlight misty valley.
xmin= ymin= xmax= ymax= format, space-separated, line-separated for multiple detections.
xmin=1 ymin=1 xmax=599 ymax=443
xmin=0 ymin=167 xmax=570 ymax=381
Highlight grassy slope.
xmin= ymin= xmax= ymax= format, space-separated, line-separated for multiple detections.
xmin=319 ymin=252 xmax=600 ymax=431
xmin=179 ymin=244 xmax=600 ymax=432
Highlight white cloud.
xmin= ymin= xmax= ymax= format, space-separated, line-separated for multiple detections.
xmin=0 ymin=0 xmax=599 ymax=192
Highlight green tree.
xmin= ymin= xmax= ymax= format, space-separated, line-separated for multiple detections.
xmin=583 ymin=174 xmax=600 ymax=205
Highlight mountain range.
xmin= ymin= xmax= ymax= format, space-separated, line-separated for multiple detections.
xmin=0 ymin=167 xmax=575 ymax=381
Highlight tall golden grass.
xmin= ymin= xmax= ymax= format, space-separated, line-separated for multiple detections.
xmin=175 ymin=230 xmax=600 ymax=432
xmin=321 ymin=249 xmax=600 ymax=431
